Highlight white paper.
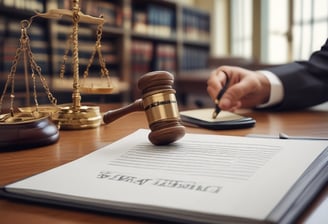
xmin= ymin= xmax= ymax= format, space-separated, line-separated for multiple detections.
xmin=6 ymin=129 xmax=328 ymax=223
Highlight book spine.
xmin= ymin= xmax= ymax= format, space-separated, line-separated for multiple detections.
xmin=3 ymin=0 xmax=44 ymax=12
xmin=154 ymin=43 xmax=176 ymax=73
xmin=29 ymin=22 xmax=50 ymax=76
xmin=57 ymin=0 xmax=72 ymax=10
xmin=132 ymin=3 xmax=175 ymax=38
xmin=147 ymin=4 xmax=175 ymax=37
xmin=84 ymin=0 xmax=123 ymax=28
xmin=181 ymin=46 xmax=209 ymax=70
xmin=132 ymin=9 xmax=147 ymax=34
xmin=131 ymin=40 xmax=153 ymax=78
xmin=1 ymin=20 xmax=50 ymax=90
xmin=182 ymin=8 xmax=210 ymax=42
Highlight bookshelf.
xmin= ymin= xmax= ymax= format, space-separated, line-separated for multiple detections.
xmin=0 ymin=0 xmax=211 ymax=106
xmin=0 ymin=0 xmax=50 ymax=107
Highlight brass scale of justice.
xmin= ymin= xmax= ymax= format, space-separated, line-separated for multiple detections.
xmin=0 ymin=0 xmax=185 ymax=149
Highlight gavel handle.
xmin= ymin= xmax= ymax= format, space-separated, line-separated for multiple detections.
xmin=103 ymin=98 xmax=144 ymax=124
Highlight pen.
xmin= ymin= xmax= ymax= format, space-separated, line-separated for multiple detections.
xmin=212 ymin=71 xmax=230 ymax=119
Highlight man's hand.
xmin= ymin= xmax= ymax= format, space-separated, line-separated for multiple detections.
xmin=207 ymin=66 xmax=271 ymax=111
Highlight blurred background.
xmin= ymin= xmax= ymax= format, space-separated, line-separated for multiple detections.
xmin=207 ymin=0 xmax=327 ymax=63
xmin=0 ymin=0 xmax=327 ymax=109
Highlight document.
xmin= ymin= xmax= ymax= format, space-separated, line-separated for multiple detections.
xmin=1 ymin=129 xmax=328 ymax=224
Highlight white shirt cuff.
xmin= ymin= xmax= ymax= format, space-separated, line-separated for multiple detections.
xmin=256 ymin=70 xmax=284 ymax=108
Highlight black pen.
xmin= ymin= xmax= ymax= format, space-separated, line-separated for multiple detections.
xmin=212 ymin=72 xmax=230 ymax=119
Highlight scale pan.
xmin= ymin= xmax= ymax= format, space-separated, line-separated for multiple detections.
xmin=79 ymin=86 xmax=114 ymax=94
xmin=18 ymin=105 xmax=60 ymax=114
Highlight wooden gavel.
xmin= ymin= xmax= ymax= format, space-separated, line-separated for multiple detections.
xmin=103 ymin=71 xmax=186 ymax=145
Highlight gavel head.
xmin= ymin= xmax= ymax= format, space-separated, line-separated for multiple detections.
xmin=138 ymin=71 xmax=185 ymax=145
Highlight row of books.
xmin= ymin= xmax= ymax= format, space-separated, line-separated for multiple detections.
xmin=0 ymin=15 xmax=52 ymax=106
xmin=130 ymin=40 xmax=154 ymax=80
xmin=130 ymin=39 xmax=177 ymax=99
xmin=57 ymin=0 xmax=123 ymax=28
xmin=0 ymin=0 xmax=44 ymax=12
xmin=181 ymin=46 xmax=209 ymax=70
xmin=0 ymin=18 xmax=49 ymax=87
xmin=154 ymin=44 xmax=176 ymax=73
xmin=182 ymin=8 xmax=210 ymax=42
xmin=132 ymin=4 xmax=175 ymax=37
xmin=131 ymin=40 xmax=177 ymax=78
xmin=52 ymin=23 xmax=119 ymax=80
xmin=84 ymin=1 xmax=123 ymax=28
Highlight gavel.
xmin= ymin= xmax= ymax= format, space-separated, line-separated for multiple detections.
xmin=103 ymin=71 xmax=186 ymax=145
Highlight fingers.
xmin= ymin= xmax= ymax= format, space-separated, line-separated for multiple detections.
xmin=207 ymin=68 xmax=230 ymax=101
xmin=207 ymin=66 xmax=243 ymax=109
xmin=207 ymin=66 xmax=263 ymax=110
xmin=218 ymin=80 xmax=249 ymax=110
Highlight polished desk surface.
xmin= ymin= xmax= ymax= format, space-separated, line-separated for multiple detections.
xmin=0 ymin=103 xmax=327 ymax=224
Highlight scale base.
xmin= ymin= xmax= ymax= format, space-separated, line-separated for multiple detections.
xmin=0 ymin=112 xmax=59 ymax=150
xmin=52 ymin=105 xmax=102 ymax=130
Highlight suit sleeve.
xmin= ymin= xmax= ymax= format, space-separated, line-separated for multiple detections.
xmin=265 ymin=38 xmax=328 ymax=110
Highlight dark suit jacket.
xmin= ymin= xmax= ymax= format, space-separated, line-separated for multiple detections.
xmin=266 ymin=38 xmax=328 ymax=110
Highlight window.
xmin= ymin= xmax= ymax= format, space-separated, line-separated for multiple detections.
xmin=293 ymin=0 xmax=328 ymax=60
xmin=230 ymin=0 xmax=253 ymax=58
xmin=228 ymin=0 xmax=328 ymax=63
xmin=262 ymin=0 xmax=289 ymax=63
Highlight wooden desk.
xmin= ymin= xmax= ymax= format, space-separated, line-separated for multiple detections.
xmin=1 ymin=104 xmax=327 ymax=224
